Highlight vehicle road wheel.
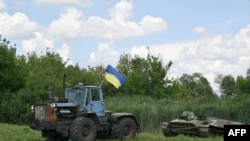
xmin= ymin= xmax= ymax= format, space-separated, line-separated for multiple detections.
xmin=112 ymin=118 xmax=136 ymax=140
xmin=162 ymin=126 xmax=171 ymax=137
xmin=70 ymin=117 xmax=96 ymax=141
xmin=199 ymin=131 xmax=210 ymax=138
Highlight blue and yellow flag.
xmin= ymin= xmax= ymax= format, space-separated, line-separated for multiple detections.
xmin=104 ymin=65 xmax=125 ymax=89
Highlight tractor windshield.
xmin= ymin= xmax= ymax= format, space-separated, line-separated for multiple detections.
xmin=65 ymin=88 xmax=87 ymax=105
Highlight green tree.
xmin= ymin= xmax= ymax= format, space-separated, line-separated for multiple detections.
xmin=178 ymin=73 xmax=214 ymax=97
xmin=169 ymin=79 xmax=190 ymax=100
xmin=221 ymin=75 xmax=236 ymax=96
xmin=234 ymin=67 xmax=250 ymax=95
xmin=118 ymin=48 xmax=172 ymax=98
xmin=84 ymin=65 xmax=105 ymax=86
xmin=235 ymin=76 xmax=246 ymax=95
xmin=211 ymin=68 xmax=250 ymax=96
xmin=0 ymin=36 xmax=20 ymax=92
xmin=117 ymin=53 xmax=132 ymax=77
xmin=145 ymin=51 xmax=172 ymax=98
xmin=65 ymin=64 xmax=84 ymax=86
xmin=244 ymin=67 xmax=250 ymax=94
xmin=25 ymin=51 xmax=66 ymax=100
xmin=125 ymin=56 xmax=148 ymax=96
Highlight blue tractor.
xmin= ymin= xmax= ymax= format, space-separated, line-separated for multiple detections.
xmin=30 ymin=75 xmax=141 ymax=141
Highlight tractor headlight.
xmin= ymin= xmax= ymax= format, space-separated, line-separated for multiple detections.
xmin=50 ymin=103 xmax=57 ymax=110
xmin=31 ymin=105 xmax=34 ymax=112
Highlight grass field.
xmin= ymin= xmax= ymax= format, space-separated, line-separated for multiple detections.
xmin=0 ymin=123 xmax=223 ymax=141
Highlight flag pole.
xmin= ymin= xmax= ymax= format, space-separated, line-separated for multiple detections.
xmin=99 ymin=79 xmax=104 ymax=87
xmin=99 ymin=65 xmax=105 ymax=87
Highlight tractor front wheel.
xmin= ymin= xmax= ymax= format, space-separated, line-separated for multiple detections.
xmin=112 ymin=118 xmax=136 ymax=140
xmin=70 ymin=117 xmax=96 ymax=141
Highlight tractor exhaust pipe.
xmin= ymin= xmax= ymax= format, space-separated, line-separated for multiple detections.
xmin=62 ymin=74 xmax=66 ymax=98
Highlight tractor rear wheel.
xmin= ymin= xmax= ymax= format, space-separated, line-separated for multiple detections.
xmin=112 ymin=118 xmax=136 ymax=140
xmin=70 ymin=117 xmax=96 ymax=141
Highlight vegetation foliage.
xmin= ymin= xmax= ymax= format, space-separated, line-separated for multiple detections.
xmin=0 ymin=36 xmax=250 ymax=132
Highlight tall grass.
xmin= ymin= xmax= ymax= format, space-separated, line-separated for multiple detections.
xmin=104 ymin=95 xmax=250 ymax=132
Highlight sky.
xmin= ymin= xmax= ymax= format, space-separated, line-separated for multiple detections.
xmin=1 ymin=0 xmax=250 ymax=93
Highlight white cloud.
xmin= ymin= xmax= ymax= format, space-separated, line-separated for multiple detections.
xmin=88 ymin=42 xmax=120 ymax=66
xmin=84 ymin=16 xmax=167 ymax=41
xmin=130 ymin=41 xmax=200 ymax=66
xmin=57 ymin=43 xmax=69 ymax=62
xmin=22 ymin=32 xmax=54 ymax=53
xmin=139 ymin=16 xmax=167 ymax=35
xmin=57 ymin=43 xmax=74 ymax=65
xmin=35 ymin=0 xmax=92 ymax=5
xmin=48 ymin=7 xmax=83 ymax=40
xmin=47 ymin=0 xmax=167 ymax=41
xmin=0 ymin=0 xmax=7 ymax=11
xmin=238 ymin=24 xmax=250 ymax=45
xmin=193 ymin=26 xmax=210 ymax=37
xmin=108 ymin=0 xmax=134 ymax=21
xmin=0 ymin=12 xmax=39 ymax=39
xmin=83 ymin=4 xmax=167 ymax=41
xmin=130 ymin=45 xmax=149 ymax=58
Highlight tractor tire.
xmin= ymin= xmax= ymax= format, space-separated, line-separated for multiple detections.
xmin=70 ymin=117 xmax=96 ymax=141
xmin=112 ymin=117 xmax=136 ymax=140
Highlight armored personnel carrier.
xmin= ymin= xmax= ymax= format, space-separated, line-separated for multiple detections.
xmin=161 ymin=109 xmax=243 ymax=137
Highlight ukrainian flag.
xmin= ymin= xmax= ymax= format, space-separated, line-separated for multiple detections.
xmin=104 ymin=65 xmax=125 ymax=89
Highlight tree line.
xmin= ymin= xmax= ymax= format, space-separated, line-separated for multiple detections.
xmin=0 ymin=36 xmax=250 ymax=124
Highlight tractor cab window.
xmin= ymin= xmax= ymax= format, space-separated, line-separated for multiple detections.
xmin=91 ymin=89 xmax=100 ymax=101
xmin=65 ymin=88 xmax=75 ymax=103
xmin=75 ymin=88 xmax=86 ymax=105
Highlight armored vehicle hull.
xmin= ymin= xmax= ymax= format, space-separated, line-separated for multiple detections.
xmin=162 ymin=110 xmax=243 ymax=137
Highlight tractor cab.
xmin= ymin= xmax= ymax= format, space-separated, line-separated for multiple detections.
xmin=64 ymin=84 xmax=105 ymax=117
